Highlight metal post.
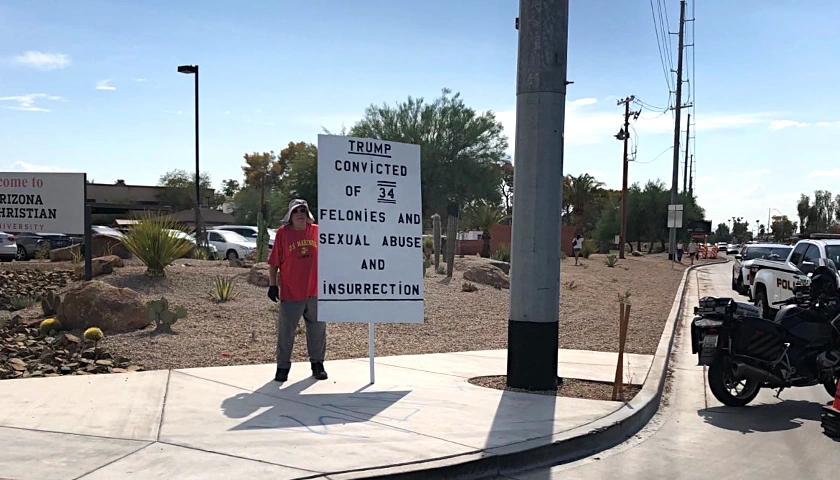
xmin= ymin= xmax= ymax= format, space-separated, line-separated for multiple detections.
xmin=193 ymin=66 xmax=202 ymax=246
xmin=506 ymin=0 xmax=568 ymax=391
xmin=83 ymin=175 xmax=92 ymax=281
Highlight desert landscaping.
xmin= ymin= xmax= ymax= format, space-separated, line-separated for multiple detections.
xmin=1 ymin=236 xmax=692 ymax=384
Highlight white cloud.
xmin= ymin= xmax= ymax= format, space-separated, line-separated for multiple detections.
xmin=95 ymin=79 xmax=116 ymax=91
xmin=0 ymin=93 xmax=62 ymax=112
xmin=133 ymin=78 xmax=147 ymax=82
xmin=13 ymin=51 xmax=70 ymax=70
xmin=807 ymin=168 xmax=840 ymax=178
xmin=769 ymin=119 xmax=808 ymax=130
xmin=571 ymin=97 xmax=597 ymax=105
xmin=8 ymin=161 xmax=74 ymax=172
xmin=224 ymin=111 xmax=230 ymax=115
xmin=816 ymin=121 xmax=840 ymax=127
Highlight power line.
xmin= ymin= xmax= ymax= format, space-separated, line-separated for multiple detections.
xmin=634 ymin=145 xmax=673 ymax=164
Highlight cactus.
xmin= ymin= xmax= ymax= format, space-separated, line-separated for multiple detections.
xmin=39 ymin=317 xmax=62 ymax=336
xmin=40 ymin=291 xmax=62 ymax=317
xmin=256 ymin=213 xmax=269 ymax=263
xmin=147 ymin=297 xmax=187 ymax=333
xmin=431 ymin=213 xmax=442 ymax=271
xmin=83 ymin=326 xmax=104 ymax=343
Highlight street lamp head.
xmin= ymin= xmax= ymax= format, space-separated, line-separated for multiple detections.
xmin=177 ymin=65 xmax=198 ymax=75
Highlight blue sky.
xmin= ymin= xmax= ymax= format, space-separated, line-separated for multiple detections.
xmin=1 ymin=0 xmax=837 ymax=231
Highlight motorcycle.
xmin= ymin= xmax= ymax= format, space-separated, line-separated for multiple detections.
xmin=690 ymin=259 xmax=840 ymax=406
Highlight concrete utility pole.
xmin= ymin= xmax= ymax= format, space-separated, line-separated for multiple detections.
xmin=507 ymin=0 xmax=569 ymax=391
xmin=682 ymin=113 xmax=691 ymax=193
xmin=668 ymin=0 xmax=687 ymax=261
xmin=616 ymin=96 xmax=635 ymax=260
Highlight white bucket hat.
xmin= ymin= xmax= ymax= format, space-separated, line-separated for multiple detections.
xmin=281 ymin=199 xmax=315 ymax=225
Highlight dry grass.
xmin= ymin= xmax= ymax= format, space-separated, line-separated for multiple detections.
xmin=7 ymin=253 xmax=704 ymax=374
xmin=469 ymin=375 xmax=641 ymax=402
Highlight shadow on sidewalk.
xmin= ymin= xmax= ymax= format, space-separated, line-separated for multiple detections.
xmin=697 ymin=399 xmax=823 ymax=434
xmin=220 ymin=377 xmax=411 ymax=433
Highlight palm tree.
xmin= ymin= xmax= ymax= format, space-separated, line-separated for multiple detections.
xmin=564 ymin=173 xmax=606 ymax=234
xmin=463 ymin=200 xmax=508 ymax=258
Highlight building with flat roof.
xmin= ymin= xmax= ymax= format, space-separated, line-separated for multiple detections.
xmin=85 ymin=182 xmax=216 ymax=217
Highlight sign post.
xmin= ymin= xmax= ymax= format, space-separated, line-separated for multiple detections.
xmin=317 ymin=135 xmax=424 ymax=384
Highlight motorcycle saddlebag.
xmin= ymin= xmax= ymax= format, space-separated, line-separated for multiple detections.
xmin=731 ymin=316 xmax=786 ymax=361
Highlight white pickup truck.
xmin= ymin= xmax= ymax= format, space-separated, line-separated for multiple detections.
xmin=749 ymin=236 xmax=840 ymax=319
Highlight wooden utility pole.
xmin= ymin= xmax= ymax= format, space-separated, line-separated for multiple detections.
xmin=682 ymin=113 xmax=691 ymax=193
xmin=616 ymin=96 xmax=635 ymax=260
xmin=667 ymin=0 xmax=687 ymax=262
xmin=688 ymin=154 xmax=694 ymax=195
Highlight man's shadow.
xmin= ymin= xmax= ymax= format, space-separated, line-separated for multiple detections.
xmin=220 ymin=377 xmax=412 ymax=437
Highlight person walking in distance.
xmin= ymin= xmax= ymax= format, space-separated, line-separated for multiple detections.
xmin=572 ymin=234 xmax=583 ymax=265
xmin=688 ymin=239 xmax=698 ymax=265
xmin=267 ymin=199 xmax=328 ymax=382
xmin=676 ymin=239 xmax=684 ymax=263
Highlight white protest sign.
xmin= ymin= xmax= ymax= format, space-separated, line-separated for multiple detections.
xmin=317 ymin=134 xmax=424 ymax=324
xmin=0 ymin=173 xmax=85 ymax=234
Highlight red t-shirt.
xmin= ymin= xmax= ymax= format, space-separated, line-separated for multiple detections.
xmin=268 ymin=224 xmax=318 ymax=301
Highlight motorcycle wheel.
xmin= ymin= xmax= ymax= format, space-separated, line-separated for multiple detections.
xmin=708 ymin=359 xmax=761 ymax=407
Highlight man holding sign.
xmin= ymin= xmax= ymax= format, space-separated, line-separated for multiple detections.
xmin=267 ymin=199 xmax=328 ymax=382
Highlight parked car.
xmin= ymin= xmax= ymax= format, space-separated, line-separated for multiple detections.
xmin=11 ymin=232 xmax=74 ymax=261
xmin=206 ymin=229 xmax=256 ymax=260
xmin=731 ymin=243 xmax=793 ymax=295
xmin=716 ymin=242 xmax=728 ymax=252
xmin=214 ymin=224 xmax=276 ymax=248
xmin=749 ymin=235 xmax=840 ymax=318
xmin=0 ymin=232 xmax=17 ymax=262
xmin=726 ymin=244 xmax=740 ymax=254
xmin=165 ymin=229 xmax=219 ymax=259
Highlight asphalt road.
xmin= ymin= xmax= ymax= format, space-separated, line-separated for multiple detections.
xmin=501 ymin=261 xmax=839 ymax=480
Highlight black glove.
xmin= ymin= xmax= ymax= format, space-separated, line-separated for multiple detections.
xmin=267 ymin=285 xmax=279 ymax=302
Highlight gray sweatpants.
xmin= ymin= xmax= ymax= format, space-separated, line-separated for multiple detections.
xmin=276 ymin=296 xmax=326 ymax=369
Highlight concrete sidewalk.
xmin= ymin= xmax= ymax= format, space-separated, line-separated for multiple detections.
xmin=0 ymin=349 xmax=653 ymax=480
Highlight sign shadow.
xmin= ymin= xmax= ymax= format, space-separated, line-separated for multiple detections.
xmin=221 ymin=377 xmax=413 ymax=434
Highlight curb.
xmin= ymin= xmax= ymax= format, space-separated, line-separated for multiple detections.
xmin=333 ymin=257 xmax=730 ymax=480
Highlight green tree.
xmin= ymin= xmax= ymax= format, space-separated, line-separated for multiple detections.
xmin=114 ymin=179 xmax=126 ymax=186
xmin=593 ymin=196 xmax=620 ymax=243
xmin=242 ymin=151 xmax=285 ymax=217
xmin=771 ymin=215 xmax=797 ymax=242
xmin=714 ymin=223 xmax=731 ymax=242
xmin=221 ymin=179 xmax=240 ymax=198
xmin=500 ymin=159 xmax=514 ymax=215
xmin=277 ymin=141 xmax=319 ymax=216
xmin=563 ymin=173 xmax=607 ymax=234
xmin=349 ymin=88 xmax=508 ymax=218
xmin=156 ymin=169 xmax=217 ymax=211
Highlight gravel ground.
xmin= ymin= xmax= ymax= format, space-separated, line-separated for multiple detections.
xmin=9 ymin=253 xmax=698 ymax=374
xmin=469 ymin=375 xmax=641 ymax=402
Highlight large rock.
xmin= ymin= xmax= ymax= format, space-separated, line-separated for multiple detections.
xmin=73 ymin=257 xmax=114 ymax=280
xmin=463 ymin=264 xmax=510 ymax=289
xmin=49 ymin=235 xmax=131 ymax=262
xmin=248 ymin=262 xmax=270 ymax=287
xmin=57 ymin=280 xmax=150 ymax=333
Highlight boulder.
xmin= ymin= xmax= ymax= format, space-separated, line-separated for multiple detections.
xmin=463 ymin=264 xmax=510 ymax=289
xmin=57 ymin=280 xmax=150 ymax=333
xmin=73 ymin=257 xmax=114 ymax=280
xmin=96 ymin=255 xmax=125 ymax=268
xmin=248 ymin=262 xmax=270 ymax=287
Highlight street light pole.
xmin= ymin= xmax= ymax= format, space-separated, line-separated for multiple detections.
xmin=178 ymin=64 xmax=203 ymax=247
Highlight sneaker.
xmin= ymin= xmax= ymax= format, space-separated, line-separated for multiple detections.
xmin=311 ymin=362 xmax=328 ymax=380
xmin=274 ymin=367 xmax=289 ymax=382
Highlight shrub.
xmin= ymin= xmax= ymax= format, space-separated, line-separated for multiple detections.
xmin=461 ymin=281 xmax=478 ymax=292
xmin=9 ymin=295 xmax=37 ymax=311
xmin=605 ymin=254 xmax=618 ymax=267
xmin=39 ymin=318 xmax=62 ymax=336
xmin=581 ymin=240 xmax=597 ymax=259
xmin=563 ymin=280 xmax=578 ymax=291
xmin=120 ymin=212 xmax=195 ymax=276
xmin=40 ymin=291 xmax=62 ymax=316
xmin=492 ymin=243 xmax=511 ymax=262
xmin=83 ymin=326 xmax=104 ymax=343
xmin=436 ymin=265 xmax=446 ymax=275
xmin=210 ymin=276 xmax=240 ymax=302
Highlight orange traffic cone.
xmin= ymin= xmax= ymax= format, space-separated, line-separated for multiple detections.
xmin=822 ymin=378 xmax=840 ymax=438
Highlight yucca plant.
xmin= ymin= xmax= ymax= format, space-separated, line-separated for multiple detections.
xmin=605 ymin=254 xmax=619 ymax=267
xmin=210 ymin=275 xmax=240 ymax=302
xmin=120 ymin=212 xmax=194 ymax=276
